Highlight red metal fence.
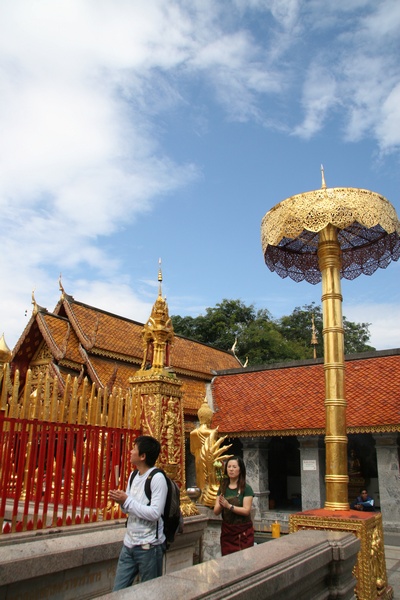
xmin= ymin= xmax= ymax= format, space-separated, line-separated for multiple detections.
xmin=0 ymin=364 xmax=140 ymax=534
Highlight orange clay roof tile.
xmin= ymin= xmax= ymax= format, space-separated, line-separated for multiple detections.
xmin=13 ymin=296 xmax=239 ymax=416
xmin=212 ymin=354 xmax=400 ymax=435
xmin=60 ymin=297 xmax=239 ymax=375
xmin=170 ymin=337 xmax=239 ymax=374
xmin=180 ymin=378 xmax=208 ymax=414
xmin=60 ymin=298 xmax=144 ymax=358
xmin=86 ymin=356 xmax=134 ymax=390
xmin=86 ymin=357 xmax=211 ymax=413
xmin=39 ymin=313 xmax=83 ymax=364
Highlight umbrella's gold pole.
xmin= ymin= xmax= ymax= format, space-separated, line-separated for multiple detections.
xmin=317 ymin=224 xmax=349 ymax=509
xmin=291 ymin=226 xmax=392 ymax=600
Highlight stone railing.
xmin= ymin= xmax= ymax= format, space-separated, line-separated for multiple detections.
xmin=99 ymin=529 xmax=360 ymax=600
xmin=0 ymin=516 xmax=208 ymax=599
xmin=0 ymin=516 xmax=359 ymax=600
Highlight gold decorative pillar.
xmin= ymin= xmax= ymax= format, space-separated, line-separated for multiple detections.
xmin=131 ymin=376 xmax=184 ymax=476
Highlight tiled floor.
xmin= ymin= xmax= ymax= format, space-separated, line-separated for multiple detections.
xmin=386 ymin=545 xmax=400 ymax=597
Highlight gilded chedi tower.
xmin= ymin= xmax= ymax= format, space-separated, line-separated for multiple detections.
xmin=129 ymin=262 xmax=198 ymax=516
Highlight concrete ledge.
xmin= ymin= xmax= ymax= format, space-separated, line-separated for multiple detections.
xmin=98 ymin=530 xmax=360 ymax=600
xmin=0 ymin=520 xmax=126 ymax=586
xmin=0 ymin=515 xmax=208 ymax=599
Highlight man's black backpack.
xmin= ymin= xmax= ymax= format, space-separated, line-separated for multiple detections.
xmin=128 ymin=467 xmax=184 ymax=548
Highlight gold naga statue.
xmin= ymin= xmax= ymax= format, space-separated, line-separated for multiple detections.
xmin=190 ymin=399 xmax=233 ymax=507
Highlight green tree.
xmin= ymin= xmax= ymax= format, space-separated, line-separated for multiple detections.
xmin=343 ymin=316 xmax=374 ymax=354
xmin=277 ymin=303 xmax=323 ymax=359
xmin=277 ymin=302 xmax=374 ymax=357
xmin=171 ymin=299 xmax=375 ymax=366
xmin=237 ymin=318 xmax=306 ymax=365
xmin=169 ymin=314 xmax=198 ymax=339
xmin=172 ymin=299 xmax=258 ymax=351
xmin=172 ymin=300 xmax=308 ymax=364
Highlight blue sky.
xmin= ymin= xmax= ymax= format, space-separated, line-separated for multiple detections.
xmin=1 ymin=0 xmax=399 ymax=353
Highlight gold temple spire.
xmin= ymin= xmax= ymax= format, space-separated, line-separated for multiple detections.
xmin=310 ymin=314 xmax=318 ymax=359
xmin=321 ymin=164 xmax=327 ymax=189
xmin=139 ymin=261 xmax=174 ymax=373
xmin=158 ymin=258 xmax=163 ymax=297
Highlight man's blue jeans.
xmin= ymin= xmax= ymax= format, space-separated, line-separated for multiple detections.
xmin=113 ymin=543 xmax=164 ymax=590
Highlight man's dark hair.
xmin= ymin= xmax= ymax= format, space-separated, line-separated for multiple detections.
xmin=135 ymin=435 xmax=161 ymax=467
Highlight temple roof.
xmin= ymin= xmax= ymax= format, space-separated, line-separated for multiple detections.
xmin=11 ymin=293 xmax=240 ymax=415
xmin=211 ymin=349 xmax=400 ymax=436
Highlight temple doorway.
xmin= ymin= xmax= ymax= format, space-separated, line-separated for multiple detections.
xmin=268 ymin=436 xmax=300 ymax=510
xmin=348 ymin=433 xmax=379 ymax=507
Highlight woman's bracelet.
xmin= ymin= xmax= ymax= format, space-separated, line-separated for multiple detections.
xmin=230 ymin=504 xmax=234 ymax=512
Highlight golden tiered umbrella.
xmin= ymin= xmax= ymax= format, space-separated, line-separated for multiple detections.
xmin=261 ymin=169 xmax=400 ymax=509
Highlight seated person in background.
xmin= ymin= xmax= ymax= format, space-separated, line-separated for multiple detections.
xmin=350 ymin=489 xmax=375 ymax=511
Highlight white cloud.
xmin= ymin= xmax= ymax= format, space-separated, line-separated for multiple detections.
xmin=0 ymin=0 xmax=399 ymax=352
xmin=293 ymin=0 xmax=400 ymax=152
xmin=0 ymin=1 xmax=202 ymax=347
xmin=0 ymin=0 xmax=285 ymax=279
xmin=376 ymin=84 xmax=400 ymax=151
xmin=360 ymin=0 xmax=400 ymax=41
xmin=344 ymin=303 xmax=400 ymax=351
xmin=292 ymin=63 xmax=338 ymax=138
xmin=71 ymin=278 xmax=154 ymax=324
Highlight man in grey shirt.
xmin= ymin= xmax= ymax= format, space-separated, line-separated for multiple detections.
xmin=110 ymin=435 xmax=168 ymax=589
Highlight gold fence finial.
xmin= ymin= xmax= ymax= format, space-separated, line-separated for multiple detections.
xmin=0 ymin=333 xmax=12 ymax=364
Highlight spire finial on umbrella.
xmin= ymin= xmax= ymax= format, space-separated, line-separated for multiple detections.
xmin=321 ymin=164 xmax=326 ymax=189
xmin=158 ymin=257 xmax=163 ymax=296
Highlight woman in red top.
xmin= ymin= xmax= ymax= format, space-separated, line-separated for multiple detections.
xmin=214 ymin=456 xmax=254 ymax=556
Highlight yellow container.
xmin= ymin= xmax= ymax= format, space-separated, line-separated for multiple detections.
xmin=271 ymin=522 xmax=280 ymax=538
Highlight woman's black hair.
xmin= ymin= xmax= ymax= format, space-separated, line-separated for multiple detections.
xmin=221 ymin=456 xmax=246 ymax=495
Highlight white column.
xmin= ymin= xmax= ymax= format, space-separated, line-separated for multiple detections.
xmin=299 ymin=436 xmax=325 ymax=510
xmin=373 ymin=433 xmax=400 ymax=528
xmin=241 ymin=438 xmax=270 ymax=521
